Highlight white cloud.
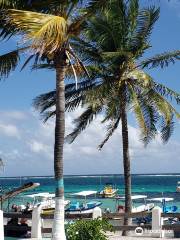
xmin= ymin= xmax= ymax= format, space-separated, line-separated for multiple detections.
xmin=29 ymin=140 xmax=46 ymax=153
xmin=80 ymin=146 xmax=98 ymax=155
xmin=62 ymin=111 xmax=180 ymax=175
xmin=0 ymin=108 xmax=179 ymax=176
xmin=0 ymin=123 xmax=20 ymax=138
xmin=0 ymin=111 xmax=27 ymax=120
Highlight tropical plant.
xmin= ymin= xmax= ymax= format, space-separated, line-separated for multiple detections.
xmin=0 ymin=158 xmax=4 ymax=172
xmin=66 ymin=218 xmax=113 ymax=240
xmin=33 ymin=0 xmax=180 ymax=235
xmin=0 ymin=1 xmax=109 ymax=239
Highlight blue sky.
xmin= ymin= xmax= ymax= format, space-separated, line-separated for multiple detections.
xmin=0 ymin=0 xmax=179 ymax=176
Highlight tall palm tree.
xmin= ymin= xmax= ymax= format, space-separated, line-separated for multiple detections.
xmin=0 ymin=1 xmax=108 ymax=239
xmin=33 ymin=0 xmax=180 ymax=235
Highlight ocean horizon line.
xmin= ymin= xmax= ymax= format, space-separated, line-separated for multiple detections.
xmin=1 ymin=173 xmax=180 ymax=179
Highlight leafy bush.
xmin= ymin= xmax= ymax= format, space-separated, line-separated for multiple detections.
xmin=66 ymin=218 xmax=113 ymax=240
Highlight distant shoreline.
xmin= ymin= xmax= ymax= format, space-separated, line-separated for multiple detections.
xmin=1 ymin=173 xmax=180 ymax=179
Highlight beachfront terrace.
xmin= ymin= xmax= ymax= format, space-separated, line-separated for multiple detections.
xmin=2 ymin=206 xmax=180 ymax=239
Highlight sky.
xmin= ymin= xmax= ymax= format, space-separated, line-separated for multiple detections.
xmin=0 ymin=0 xmax=179 ymax=176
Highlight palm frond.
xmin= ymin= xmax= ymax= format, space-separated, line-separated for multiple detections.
xmin=28 ymin=0 xmax=73 ymax=14
xmin=0 ymin=47 xmax=27 ymax=79
xmin=130 ymin=6 xmax=160 ymax=54
xmin=0 ymin=0 xmax=38 ymax=9
xmin=66 ymin=96 xmax=85 ymax=112
xmin=66 ymin=51 xmax=78 ymax=89
xmin=128 ymin=83 xmax=158 ymax=145
xmin=0 ymin=0 xmax=72 ymax=15
xmin=98 ymin=117 xmax=121 ymax=150
xmin=4 ymin=10 xmax=67 ymax=54
xmin=0 ymin=0 xmax=15 ymax=8
xmin=85 ymin=0 xmax=108 ymax=14
xmin=66 ymin=106 xmax=102 ymax=143
xmin=131 ymin=90 xmax=148 ymax=136
xmin=147 ymin=89 xmax=180 ymax=120
xmin=41 ymin=110 xmax=56 ymax=122
xmin=71 ymin=37 xmax=102 ymax=63
xmin=143 ymin=89 xmax=179 ymax=144
xmin=65 ymin=79 xmax=97 ymax=112
xmin=85 ymin=14 xmax=119 ymax=52
xmin=101 ymin=51 xmax=132 ymax=62
xmin=68 ymin=16 xmax=85 ymax=36
xmin=31 ymin=63 xmax=54 ymax=70
xmin=68 ymin=46 xmax=90 ymax=79
xmin=160 ymin=115 xmax=174 ymax=143
xmin=0 ymin=1 xmax=55 ymax=40
xmin=127 ymin=0 xmax=139 ymax=33
xmin=32 ymin=62 xmax=86 ymax=80
xmin=152 ymin=82 xmax=180 ymax=104
xmin=65 ymin=79 xmax=96 ymax=100
xmin=33 ymin=77 xmax=96 ymax=121
xmin=21 ymin=54 xmax=34 ymax=71
xmin=140 ymin=50 xmax=180 ymax=69
xmin=33 ymin=90 xmax=55 ymax=114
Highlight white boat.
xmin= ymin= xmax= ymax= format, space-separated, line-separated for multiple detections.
xmin=66 ymin=190 xmax=102 ymax=214
xmin=147 ymin=197 xmax=178 ymax=213
xmin=99 ymin=183 xmax=118 ymax=198
xmin=23 ymin=192 xmax=70 ymax=213
xmin=116 ymin=195 xmax=154 ymax=213
xmin=176 ymin=181 xmax=180 ymax=192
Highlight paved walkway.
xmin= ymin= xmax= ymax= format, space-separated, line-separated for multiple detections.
xmin=18 ymin=237 xmax=180 ymax=240
xmin=109 ymin=238 xmax=179 ymax=240
xmin=14 ymin=231 xmax=180 ymax=239
xmin=107 ymin=232 xmax=178 ymax=240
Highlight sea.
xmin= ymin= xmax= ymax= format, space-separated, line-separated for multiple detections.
xmin=2 ymin=174 xmax=180 ymax=239
xmin=1 ymin=174 xmax=180 ymax=211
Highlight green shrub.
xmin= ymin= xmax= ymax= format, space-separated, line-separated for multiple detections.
xmin=66 ymin=218 xmax=113 ymax=240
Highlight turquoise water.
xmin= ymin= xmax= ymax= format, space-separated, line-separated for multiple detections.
xmin=1 ymin=174 xmax=180 ymax=211
xmin=3 ymin=174 xmax=180 ymax=239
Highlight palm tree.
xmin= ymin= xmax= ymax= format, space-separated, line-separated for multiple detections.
xmin=33 ymin=0 xmax=180 ymax=235
xmin=0 ymin=158 xmax=4 ymax=173
xmin=0 ymin=1 xmax=109 ymax=239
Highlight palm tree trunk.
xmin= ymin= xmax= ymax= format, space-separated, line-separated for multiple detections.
xmin=52 ymin=55 xmax=67 ymax=240
xmin=121 ymin=103 xmax=132 ymax=236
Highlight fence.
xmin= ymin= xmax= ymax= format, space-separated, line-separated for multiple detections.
xmin=2 ymin=206 xmax=180 ymax=239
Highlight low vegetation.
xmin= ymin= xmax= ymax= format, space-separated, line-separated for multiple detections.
xmin=66 ymin=218 xmax=113 ymax=240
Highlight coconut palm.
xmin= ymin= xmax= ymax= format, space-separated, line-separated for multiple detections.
xmin=33 ymin=0 xmax=180 ymax=235
xmin=65 ymin=2 xmax=180 ymax=234
xmin=0 ymin=158 xmax=4 ymax=173
xmin=0 ymin=1 xmax=109 ymax=239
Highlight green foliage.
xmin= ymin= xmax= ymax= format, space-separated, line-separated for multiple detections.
xmin=28 ymin=0 xmax=180 ymax=146
xmin=64 ymin=0 xmax=180 ymax=147
xmin=0 ymin=0 xmax=108 ymax=78
xmin=0 ymin=47 xmax=27 ymax=79
xmin=66 ymin=218 xmax=113 ymax=240
xmin=141 ymin=51 xmax=180 ymax=69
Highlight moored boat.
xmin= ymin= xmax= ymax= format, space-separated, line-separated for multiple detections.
xmin=99 ymin=183 xmax=118 ymax=198
xmin=115 ymin=195 xmax=154 ymax=213
xmin=147 ymin=197 xmax=178 ymax=214
xmin=21 ymin=192 xmax=70 ymax=214
xmin=66 ymin=190 xmax=102 ymax=214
